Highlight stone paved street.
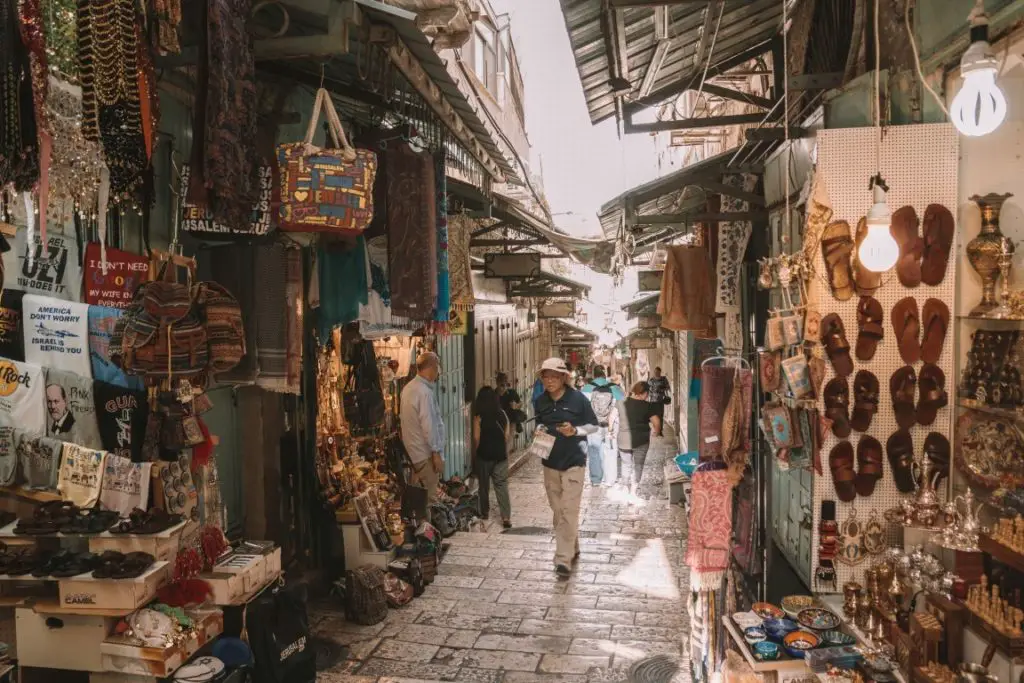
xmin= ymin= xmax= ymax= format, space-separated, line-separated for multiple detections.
xmin=312 ymin=428 xmax=690 ymax=683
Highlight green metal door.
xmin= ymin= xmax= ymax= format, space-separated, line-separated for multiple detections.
xmin=200 ymin=387 xmax=244 ymax=537
xmin=437 ymin=335 xmax=469 ymax=479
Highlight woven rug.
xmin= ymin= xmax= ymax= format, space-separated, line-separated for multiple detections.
xmin=685 ymin=468 xmax=732 ymax=590
xmin=386 ymin=143 xmax=437 ymax=320
xmin=447 ymin=213 xmax=475 ymax=310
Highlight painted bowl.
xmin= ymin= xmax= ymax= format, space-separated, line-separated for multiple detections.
xmin=821 ymin=630 xmax=856 ymax=647
xmin=752 ymin=602 xmax=785 ymax=620
xmin=752 ymin=640 xmax=780 ymax=661
xmin=743 ymin=626 xmax=767 ymax=644
xmin=732 ymin=611 xmax=763 ymax=629
xmin=797 ymin=607 xmax=842 ymax=631
xmin=783 ymin=630 xmax=820 ymax=658
xmin=781 ymin=595 xmax=815 ymax=619
xmin=762 ymin=618 xmax=799 ymax=640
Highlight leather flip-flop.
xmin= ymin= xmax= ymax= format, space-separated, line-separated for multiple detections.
xmin=821 ymin=313 xmax=854 ymax=378
xmin=921 ymin=204 xmax=955 ymax=286
xmin=924 ymin=432 xmax=950 ymax=484
xmin=821 ymin=221 xmax=855 ymax=301
xmin=886 ymin=430 xmax=917 ymax=493
xmin=855 ymin=436 xmax=884 ymax=497
xmin=890 ymin=366 xmax=917 ymax=430
xmin=850 ymin=370 xmax=880 ymax=432
xmin=824 ymin=377 xmax=851 ymax=438
xmin=829 ymin=441 xmax=857 ymax=503
xmin=856 ymin=296 xmax=884 ymax=361
xmin=891 ymin=297 xmax=921 ymax=365
xmin=920 ymin=298 xmax=949 ymax=364
xmin=891 ymin=205 xmax=922 ymax=287
xmin=852 ymin=217 xmax=882 ymax=295
xmin=916 ymin=363 xmax=948 ymax=426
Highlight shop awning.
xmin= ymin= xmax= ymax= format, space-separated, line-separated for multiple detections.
xmin=551 ymin=319 xmax=598 ymax=346
xmin=507 ymin=270 xmax=590 ymax=299
xmin=622 ymin=292 xmax=659 ymax=320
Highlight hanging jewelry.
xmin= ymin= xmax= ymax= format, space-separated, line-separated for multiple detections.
xmin=837 ymin=507 xmax=867 ymax=566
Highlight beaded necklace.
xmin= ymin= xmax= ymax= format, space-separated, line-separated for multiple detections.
xmin=0 ymin=0 xmax=40 ymax=191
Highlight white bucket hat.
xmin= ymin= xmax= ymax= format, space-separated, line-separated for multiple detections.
xmin=538 ymin=357 xmax=571 ymax=376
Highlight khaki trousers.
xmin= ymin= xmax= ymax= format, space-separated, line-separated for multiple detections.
xmin=543 ymin=465 xmax=585 ymax=566
xmin=412 ymin=459 xmax=441 ymax=504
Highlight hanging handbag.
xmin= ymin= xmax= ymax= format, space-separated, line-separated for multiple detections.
xmin=277 ymin=88 xmax=377 ymax=233
xmin=765 ymin=312 xmax=784 ymax=351
xmin=342 ymin=341 xmax=386 ymax=434
xmin=782 ymin=353 xmax=812 ymax=399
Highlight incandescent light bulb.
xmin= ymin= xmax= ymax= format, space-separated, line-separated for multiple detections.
xmin=859 ymin=182 xmax=898 ymax=273
xmin=951 ymin=3 xmax=1006 ymax=137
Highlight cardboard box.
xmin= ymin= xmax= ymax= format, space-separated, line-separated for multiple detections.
xmin=58 ymin=562 xmax=170 ymax=611
xmin=16 ymin=607 xmax=116 ymax=672
xmin=99 ymin=609 xmax=223 ymax=678
xmin=87 ymin=521 xmax=190 ymax=563
xmin=198 ymin=548 xmax=281 ymax=605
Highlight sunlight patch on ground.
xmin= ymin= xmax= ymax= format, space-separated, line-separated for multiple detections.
xmin=614 ymin=538 xmax=680 ymax=600
xmin=604 ymin=484 xmax=647 ymax=507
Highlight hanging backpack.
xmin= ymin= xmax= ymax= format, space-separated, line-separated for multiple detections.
xmin=343 ymin=341 xmax=385 ymax=433
xmin=194 ymin=281 xmax=246 ymax=373
xmin=589 ymin=384 xmax=616 ymax=426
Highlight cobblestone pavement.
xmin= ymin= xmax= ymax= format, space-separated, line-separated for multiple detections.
xmin=313 ymin=428 xmax=690 ymax=683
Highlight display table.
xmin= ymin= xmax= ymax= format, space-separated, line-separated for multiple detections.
xmin=722 ymin=616 xmax=810 ymax=676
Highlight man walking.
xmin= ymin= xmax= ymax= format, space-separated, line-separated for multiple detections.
xmin=647 ymin=366 xmax=671 ymax=435
xmin=400 ymin=352 xmax=446 ymax=503
xmin=581 ymin=366 xmax=624 ymax=486
xmin=535 ymin=358 xmax=599 ymax=577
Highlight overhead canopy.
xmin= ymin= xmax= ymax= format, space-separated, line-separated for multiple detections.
xmin=621 ymin=292 xmax=659 ymax=320
xmin=551 ymin=319 xmax=598 ymax=346
xmin=508 ymin=270 xmax=591 ymax=299
xmin=559 ymin=0 xmax=783 ymax=125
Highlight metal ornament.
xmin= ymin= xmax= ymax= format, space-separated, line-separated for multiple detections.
xmin=837 ymin=508 xmax=867 ymax=566
xmin=863 ymin=510 xmax=887 ymax=555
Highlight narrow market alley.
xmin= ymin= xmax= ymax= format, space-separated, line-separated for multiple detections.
xmin=313 ymin=429 xmax=691 ymax=683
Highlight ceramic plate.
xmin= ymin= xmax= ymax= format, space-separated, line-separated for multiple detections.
xmin=781 ymin=595 xmax=815 ymax=618
xmin=752 ymin=602 xmax=785 ymax=620
xmin=821 ymin=630 xmax=856 ymax=646
xmin=797 ymin=607 xmax=841 ymax=631
xmin=783 ymin=630 xmax=820 ymax=658
xmin=732 ymin=611 xmax=763 ymax=629
xmin=956 ymin=412 xmax=1024 ymax=489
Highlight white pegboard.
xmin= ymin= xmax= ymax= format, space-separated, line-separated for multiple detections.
xmin=812 ymin=124 xmax=959 ymax=592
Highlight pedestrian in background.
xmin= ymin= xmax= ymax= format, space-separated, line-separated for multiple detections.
xmin=581 ymin=365 xmax=625 ymax=486
xmin=647 ymin=366 xmax=671 ymax=433
xmin=400 ymin=352 xmax=446 ymax=503
xmin=472 ymin=386 xmax=512 ymax=528
xmin=609 ymin=381 xmax=662 ymax=494
xmin=534 ymin=357 xmax=598 ymax=577
xmin=496 ymin=372 xmax=525 ymax=434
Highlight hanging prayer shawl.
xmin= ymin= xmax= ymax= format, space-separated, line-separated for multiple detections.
xmin=83 ymin=243 xmax=149 ymax=309
xmin=0 ymin=290 xmax=25 ymax=361
xmin=658 ymin=245 xmax=714 ymax=332
xmin=317 ymin=237 xmax=368 ymax=341
xmin=57 ymin=444 xmax=105 ymax=508
xmin=44 ymin=368 xmax=103 ymax=449
xmin=2 ymin=229 xmax=82 ymax=301
xmin=93 ymin=381 xmax=148 ymax=462
xmin=15 ymin=428 xmax=61 ymax=489
xmin=446 ymin=213 xmax=475 ymax=310
xmin=0 ymin=358 xmax=44 ymax=432
xmin=686 ymin=469 xmax=733 ymax=590
xmin=88 ymin=305 xmax=143 ymax=390
xmin=386 ymin=143 xmax=437 ymax=319
xmin=433 ymin=154 xmax=450 ymax=325
xmin=99 ymin=453 xmax=151 ymax=515
xmin=22 ymin=294 xmax=91 ymax=376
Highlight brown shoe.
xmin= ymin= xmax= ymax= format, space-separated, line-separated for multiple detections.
xmin=887 ymin=430 xmax=916 ymax=493
xmin=829 ymin=442 xmax=857 ymax=503
xmin=920 ymin=298 xmax=949 ymax=364
xmin=824 ymin=377 xmax=851 ymax=438
xmin=891 ymin=205 xmax=922 ymax=288
xmin=821 ymin=221 xmax=855 ymax=301
xmin=850 ymin=370 xmax=880 ymax=433
xmin=856 ymin=296 xmax=884 ymax=362
xmin=890 ymin=366 xmax=917 ymax=430
xmin=921 ymin=204 xmax=955 ymax=286
xmin=916 ymin=363 xmax=948 ymax=426
xmin=821 ymin=313 xmax=854 ymax=378
xmin=855 ymin=436 xmax=884 ymax=497
xmin=892 ymin=297 xmax=921 ymax=365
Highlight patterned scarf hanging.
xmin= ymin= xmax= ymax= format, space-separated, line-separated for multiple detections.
xmin=0 ymin=0 xmax=40 ymax=191
xmin=447 ymin=212 xmax=475 ymax=310
xmin=433 ymin=153 xmax=450 ymax=328
xmin=386 ymin=142 xmax=437 ymax=320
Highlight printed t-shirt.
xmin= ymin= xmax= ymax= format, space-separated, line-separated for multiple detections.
xmin=15 ymin=429 xmax=63 ymax=490
xmin=0 ymin=290 xmax=25 ymax=361
xmin=57 ymin=444 xmax=105 ymax=508
xmin=93 ymin=381 xmax=149 ymax=462
xmin=88 ymin=306 xmax=143 ymax=390
xmin=99 ymin=454 xmax=152 ymax=515
xmin=2 ymin=229 xmax=82 ymax=301
xmin=44 ymin=368 xmax=103 ymax=449
xmin=0 ymin=358 xmax=45 ymax=433
xmin=23 ymin=295 xmax=92 ymax=377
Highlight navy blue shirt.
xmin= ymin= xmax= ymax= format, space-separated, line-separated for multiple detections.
xmin=535 ymin=387 xmax=598 ymax=471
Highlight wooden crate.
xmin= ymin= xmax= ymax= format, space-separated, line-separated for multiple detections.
xmin=16 ymin=607 xmax=117 ymax=672
xmin=58 ymin=562 xmax=170 ymax=611
xmin=99 ymin=609 xmax=223 ymax=678
xmin=87 ymin=521 xmax=190 ymax=563
xmin=198 ymin=548 xmax=281 ymax=606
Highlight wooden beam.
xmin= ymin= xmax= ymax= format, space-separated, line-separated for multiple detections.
xmin=639 ymin=38 xmax=671 ymax=98
xmin=698 ymin=82 xmax=774 ymax=109
xmin=610 ymin=0 xmax=709 ymax=6
xmin=623 ymin=112 xmax=764 ymax=134
xmin=471 ymin=222 xmax=508 ymax=238
xmin=692 ymin=0 xmax=723 ymax=70
xmin=635 ymin=211 xmax=768 ymax=224
xmin=470 ymin=239 xmax=546 ymax=248
xmin=788 ymin=72 xmax=844 ymax=91
xmin=697 ymin=180 xmax=766 ymax=207
xmin=744 ymin=127 xmax=810 ymax=141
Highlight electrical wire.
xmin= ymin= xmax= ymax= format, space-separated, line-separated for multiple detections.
xmin=687 ymin=1 xmax=727 ymax=119
xmin=904 ymin=0 xmax=949 ymax=117
xmin=782 ymin=0 xmax=790 ymax=236
xmin=874 ymin=0 xmax=881 ymax=175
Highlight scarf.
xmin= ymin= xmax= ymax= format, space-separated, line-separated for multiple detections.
xmin=447 ymin=213 xmax=475 ymax=310
xmin=658 ymin=245 xmax=714 ymax=332
xmin=685 ymin=469 xmax=733 ymax=590
xmin=698 ymin=364 xmax=734 ymax=462
xmin=317 ymin=237 xmax=368 ymax=341
xmin=433 ymin=153 xmax=450 ymax=325
xmin=719 ymin=367 xmax=753 ymax=473
xmin=386 ymin=142 xmax=437 ymax=320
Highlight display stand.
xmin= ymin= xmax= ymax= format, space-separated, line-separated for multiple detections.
xmin=342 ymin=522 xmax=395 ymax=571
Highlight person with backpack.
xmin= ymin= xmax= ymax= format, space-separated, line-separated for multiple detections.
xmin=609 ymin=381 xmax=663 ymax=494
xmin=581 ymin=365 xmax=625 ymax=486
xmin=472 ymin=386 xmax=512 ymax=528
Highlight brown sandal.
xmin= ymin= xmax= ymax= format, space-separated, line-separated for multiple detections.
xmin=891 ymin=205 xmax=922 ymax=288
xmin=852 ymin=217 xmax=882 ymax=295
xmin=821 ymin=313 xmax=854 ymax=378
xmin=916 ymin=363 xmax=948 ymax=426
xmin=855 ymin=436 xmax=884 ymax=497
xmin=890 ymin=366 xmax=917 ymax=430
xmin=891 ymin=297 xmax=921 ymax=365
xmin=850 ymin=370 xmax=880 ymax=433
xmin=921 ymin=204 xmax=954 ymax=286
xmin=920 ymin=298 xmax=949 ymax=364
xmin=924 ymin=432 xmax=950 ymax=484
xmin=824 ymin=377 xmax=851 ymax=438
xmin=856 ymin=296 xmax=884 ymax=361
xmin=887 ymin=430 xmax=916 ymax=493
xmin=829 ymin=441 xmax=857 ymax=503
xmin=821 ymin=221 xmax=855 ymax=301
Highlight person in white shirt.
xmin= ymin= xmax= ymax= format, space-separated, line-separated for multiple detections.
xmin=400 ymin=352 xmax=447 ymax=502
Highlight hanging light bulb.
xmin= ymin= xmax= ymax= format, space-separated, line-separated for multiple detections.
xmin=859 ymin=175 xmax=899 ymax=273
xmin=951 ymin=1 xmax=1007 ymax=137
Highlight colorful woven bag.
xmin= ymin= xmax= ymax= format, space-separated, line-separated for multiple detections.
xmin=277 ymin=88 xmax=377 ymax=233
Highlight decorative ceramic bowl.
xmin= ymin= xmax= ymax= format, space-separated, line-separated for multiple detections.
xmin=781 ymin=595 xmax=815 ymax=619
xmin=783 ymin=630 xmax=820 ymax=658
xmin=752 ymin=602 xmax=785 ymax=620
xmin=797 ymin=607 xmax=842 ymax=631
xmin=762 ymin=618 xmax=799 ymax=640
xmin=752 ymin=641 xmax=780 ymax=661
xmin=821 ymin=630 xmax=856 ymax=646
xmin=732 ymin=611 xmax=763 ymax=629
xmin=743 ymin=626 xmax=767 ymax=644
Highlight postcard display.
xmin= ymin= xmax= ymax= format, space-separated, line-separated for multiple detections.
xmin=811 ymin=124 xmax=959 ymax=590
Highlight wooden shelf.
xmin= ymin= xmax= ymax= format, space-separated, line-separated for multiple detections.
xmin=957 ymin=315 xmax=1024 ymax=324
xmin=722 ymin=615 xmax=810 ymax=674
xmin=979 ymin=534 xmax=1024 ymax=573
xmin=956 ymin=398 xmax=1024 ymax=421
